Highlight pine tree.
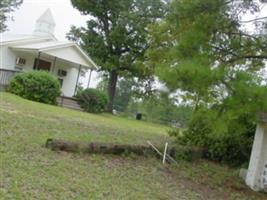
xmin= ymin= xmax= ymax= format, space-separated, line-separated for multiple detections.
xmin=147 ymin=0 xmax=267 ymax=135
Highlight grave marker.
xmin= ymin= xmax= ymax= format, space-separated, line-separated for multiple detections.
xmin=246 ymin=113 xmax=267 ymax=192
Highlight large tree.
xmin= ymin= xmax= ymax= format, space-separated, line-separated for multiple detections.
xmin=146 ymin=0 xmax=267 ymax=163
xmin=97 ymin=77 xmax=136 ymax=112
xmin=147 ymin=0 xmax=267 ymax=121
xmin=0 ymin=0 xmax=23 ymax=32
xmin=67 ymin=0 xmax=167 ymax=112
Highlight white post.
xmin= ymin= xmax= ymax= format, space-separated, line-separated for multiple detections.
xmin=87 ymin=69 xmax=92 ymax=88
xmin=147 ymin=141 xmax=178 ymax=165
xmin=246 ymin=122 xmax=267 ymax=191
xmin=163 ymin=142 xmax=168 ymax=164
xmin=74 ymin=65 xmax=82 ymax=95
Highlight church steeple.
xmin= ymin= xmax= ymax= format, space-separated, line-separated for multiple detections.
xmin=33 ymin=8 xmax=56 ymax=36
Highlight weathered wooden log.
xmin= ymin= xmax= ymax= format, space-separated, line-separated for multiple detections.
xmin=46 ymin=138 xmax=81 ymax=152
xmin=45 ymin=139 xmax=205 ymax=163
xmin=45 ymin=138 xmax=154 ymax=156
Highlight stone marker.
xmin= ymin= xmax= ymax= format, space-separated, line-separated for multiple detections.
xmin=245 ymin=113 xmax=267 ymax=192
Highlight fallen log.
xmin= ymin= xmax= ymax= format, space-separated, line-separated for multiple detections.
xmin=45 ymin=138 xmax=154 ymax=156
xmin=45 ymin=139 xmax=204 ymax=163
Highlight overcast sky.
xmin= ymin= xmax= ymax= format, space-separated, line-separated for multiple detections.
xmin=5 ymin=0 xmax=267 ymax=37
xmin=6 ymin=0 xmax=87 ymax=40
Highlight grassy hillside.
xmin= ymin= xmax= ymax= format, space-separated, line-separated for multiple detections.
xmin=0 ymin=92 xmax=266 ymax=200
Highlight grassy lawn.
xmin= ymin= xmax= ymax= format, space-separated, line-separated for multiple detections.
xmin=0 ymin=92 xmax=266 ymax=200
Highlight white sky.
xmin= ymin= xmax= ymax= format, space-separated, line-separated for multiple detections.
xmin=5 ymin=0 xmax=99 ymax=88
xmin=6 ymin=0 xmax=87 ymax=41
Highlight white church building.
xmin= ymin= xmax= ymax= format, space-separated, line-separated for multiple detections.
xmin=0 ymin=9 xmax=97 ymax=97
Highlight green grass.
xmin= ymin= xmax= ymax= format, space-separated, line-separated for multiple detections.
xmin=0 ymin=92 xmax=266 ymax=200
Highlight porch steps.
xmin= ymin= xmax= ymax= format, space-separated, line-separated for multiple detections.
xmin=57 ymin=96 xmax=83 ymax=111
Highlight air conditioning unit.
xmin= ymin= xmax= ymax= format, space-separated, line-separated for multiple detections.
xmin=16 ymin=57 xmax=26 ymax=66
xmin=58 ymin=69 xmax=67 ymax=77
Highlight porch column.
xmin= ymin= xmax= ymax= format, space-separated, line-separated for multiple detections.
xmin=246 ymin=113 xmax=267 ymax=191
xmin=87 ymin=69 xmax=93 ymax=88
xmin=74 ymin=65 xmax=82 ymax=94
xmin=35 ymin=52 xmax=41 ymax=69
xmin=51 ymin=57 xmax=57 ymax=74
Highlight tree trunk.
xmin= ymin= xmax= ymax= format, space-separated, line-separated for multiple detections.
xmin=107 ymin=70 xmax=118 ymax=112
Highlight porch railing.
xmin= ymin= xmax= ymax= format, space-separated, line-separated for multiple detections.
xmin=0 ymin=68 xmax=19 ymax=87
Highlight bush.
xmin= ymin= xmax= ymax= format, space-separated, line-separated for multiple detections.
xmin=76 ymin=88 xmax=108 ymax=113
xmin=170 ymin=109 xmax=255 ymax=166
xmin=9 ymin=71 xmax=60 ymax=105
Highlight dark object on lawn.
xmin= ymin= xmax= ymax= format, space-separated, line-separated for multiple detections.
xmin=136 ymin=113 xmax=142 ymax=120
xmin=46 ymin=138 xmax=154 ymax=156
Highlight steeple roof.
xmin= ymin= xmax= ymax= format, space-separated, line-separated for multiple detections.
xmin=37 ymin=8 xmax=55 ymax=25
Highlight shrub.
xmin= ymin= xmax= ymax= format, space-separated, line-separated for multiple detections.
xmin=76 ymin=88 xmax=108 ymax=113
xmin=170 ymin=109 xmax=255 ymax=166
xmin=9 ymin=71 xmax=60 ymax=105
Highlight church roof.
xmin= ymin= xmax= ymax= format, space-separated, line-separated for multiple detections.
xmin=1 ymin=34 xmax=55 ymax=45
xmin=10 ymin=40 xmax=98 ymax=69
xmin=36 ymin=8 xmax=56 ymax=25
xmin=11 ymin=40 xmax=72 ymax=50
xmin=1 ymin=34 xmax=38 ymax=42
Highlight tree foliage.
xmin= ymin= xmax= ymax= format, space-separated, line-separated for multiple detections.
xmin=67 ymin=0 xmax=168 ymax=112
xmin=128 ymin=91 xmax=193 ymax=126
xmin=0 ymin=0 xmax=23 ymax=32
xmin=76 ymin=88 xmax=108 ymax=113
xmin=96 ymin=76 xmax=146 ymax=112
xmin=148 ymin=0 xmax=267 ymax=125
xmin=113 ymin=78 xmax=137 ymax=112
xmin=146 ymin=0 xmax=267 ymax=164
